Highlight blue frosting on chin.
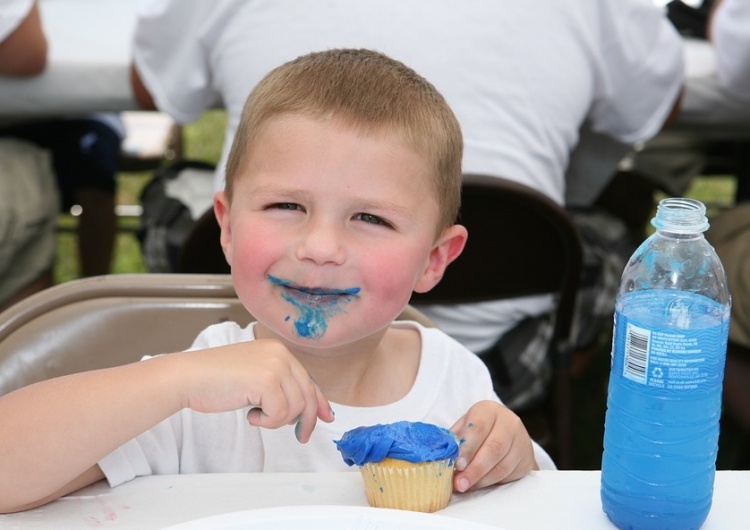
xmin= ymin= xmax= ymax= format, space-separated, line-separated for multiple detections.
xmin=334 ymin=421 xmax=459 ymax=466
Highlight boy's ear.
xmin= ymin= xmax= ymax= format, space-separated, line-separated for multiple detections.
xmin=413 ymin=224 xmax=468 ymax=293
xmin=213 ymin=191 xmax=233 ymax=266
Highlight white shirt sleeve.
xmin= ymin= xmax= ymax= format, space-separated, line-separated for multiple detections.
xmin=713 ymin=0 xmax=750 ymax=100
xmin=589 ymin=0 xmax=685 ymax=144
xmin=131 ymin=0 xmax=229 ymax=122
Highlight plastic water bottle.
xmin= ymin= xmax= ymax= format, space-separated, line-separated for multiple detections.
xmin=600 ymin=198 xmax=731 ymax=530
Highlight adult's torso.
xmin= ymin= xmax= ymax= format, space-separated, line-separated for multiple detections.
xmin=139 ymin=0 xmax=622 ymax=199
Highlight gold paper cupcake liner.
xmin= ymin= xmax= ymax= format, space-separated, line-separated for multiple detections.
xmin=359 ymin=457 xmax=454 ymax=513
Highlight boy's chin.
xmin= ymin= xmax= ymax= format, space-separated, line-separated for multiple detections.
xmin=257 ymin=320 xmax=339 ymax=346
xmin=262 ymin=320 xmax=385 ymax=351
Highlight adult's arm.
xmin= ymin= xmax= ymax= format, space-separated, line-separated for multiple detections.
xmin=661 ymin=87 xmax=684 ymax=130
xmin=591 ymin=0 xmax=685 ymax=144
xmin=130 ymin=62 xmax=157 ymax=110
xmin=0 ymin=0 xmax=47 ymax=76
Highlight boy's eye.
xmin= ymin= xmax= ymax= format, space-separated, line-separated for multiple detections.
xmin=268 ymin=202 xmax=303 ymax=211
xmin=355 ymin=212 xmax=393 ymax=228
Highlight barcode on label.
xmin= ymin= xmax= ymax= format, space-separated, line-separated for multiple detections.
xmin=623 ymin=323 xmax=650 ymax=384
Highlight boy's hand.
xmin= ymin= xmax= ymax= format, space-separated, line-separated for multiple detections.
xmin=177 ymin=339 xmax=334 ymax=443
xmin=450 ymin=400 xmax=538 ymax=492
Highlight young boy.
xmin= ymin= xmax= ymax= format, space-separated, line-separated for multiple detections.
xmin=0 ymin=48 xmax=553 ymax=514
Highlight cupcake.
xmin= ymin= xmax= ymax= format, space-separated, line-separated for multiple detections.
xmin=334 ymin=421 xmax=460 ymax=512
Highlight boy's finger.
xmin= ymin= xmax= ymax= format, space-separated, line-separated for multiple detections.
xmin=303 ymin=371 xmax=333 ymax=424
xmin=246 ymin=406 xmax=264 ymax=426
xmin=246 ymin=375 xmax=304 ymax=429
xmin=450 ymin=409 xmax=484 ymax=467
xmin=293 ymin=372 xmax=327 ymax=443
xmin=455 ymin=438 xmax=516 ymax=492
xmin=450 ymin=417 xmax=480 ymax=491
xmin=316 ymin=385 xmax=334 ymax=424
xmin=293 ymin=400 xmax=317 ymax=443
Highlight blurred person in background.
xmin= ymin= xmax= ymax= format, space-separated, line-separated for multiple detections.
xmin=129 ymin=0 xmax=683 ymax=419
xmin=0 ymin=113 xmax=124 ymax=278
xmin=0 ymin=0 xmax=58 ymax=312
xmin=704 ymin=0 xmax=750 ymax=467
xmin=0 ymin=0 xmax=124 ymax=284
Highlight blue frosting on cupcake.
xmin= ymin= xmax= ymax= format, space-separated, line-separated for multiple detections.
xmin=334 ymin=421 xmax=460 ymax=466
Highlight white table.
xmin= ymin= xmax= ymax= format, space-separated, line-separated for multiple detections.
xmin=0 ymin=0 xmax=150 ymax=117
xmin=1 ymin=470 xmax=747 ymax=529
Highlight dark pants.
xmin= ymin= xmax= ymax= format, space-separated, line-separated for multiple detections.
xmin=0 ymin=118 xmax=120 ymax=210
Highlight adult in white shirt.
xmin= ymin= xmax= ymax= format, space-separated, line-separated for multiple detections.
xmin=705 ymin=0 xmax=750 ymax=467
xmin=131 ymin=0 xmax=684 ymax=409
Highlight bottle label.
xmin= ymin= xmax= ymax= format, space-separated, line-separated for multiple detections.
xmin=622 ymin=322 xmax=717 ymax=389
xmin=613 ymin=292 xmax=728 ymax=392
xmin=621 ymin=322 xmax=651 ymax=384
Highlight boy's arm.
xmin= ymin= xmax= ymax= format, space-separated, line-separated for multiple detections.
xmin=0 ymin=354 xmax=184 ymax=512
xmin=10 ymin=466 xmax=106 ymax=513
xmin=0 ymin=340 xmax=332 ymax=513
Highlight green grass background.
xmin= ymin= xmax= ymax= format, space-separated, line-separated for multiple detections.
xmin=54 ymin=110 xmax=228 ymax=283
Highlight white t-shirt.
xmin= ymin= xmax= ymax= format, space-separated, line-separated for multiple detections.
xmin=131 ymin=0 xmax=683 ymax=352
xmin=713 ymin=0 xmax=750 ymax=100
xmin=98 ymin=321 xmax=556 ymax=487
xmin=133 ymin=0 xmax=683 ymax=204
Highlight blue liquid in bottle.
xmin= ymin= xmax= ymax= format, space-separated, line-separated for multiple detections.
xmin=600 ymin=199 xmax=730 ymax=530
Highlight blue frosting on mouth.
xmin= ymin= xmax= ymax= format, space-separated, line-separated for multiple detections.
xmin=268 ymin=274 xmax=360 ymax=339
xmin=334 ymin=421 xmax=460 ymax=466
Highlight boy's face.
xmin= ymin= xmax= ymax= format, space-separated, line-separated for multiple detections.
xmin=215 ymin=115 xmax=465 ymax=349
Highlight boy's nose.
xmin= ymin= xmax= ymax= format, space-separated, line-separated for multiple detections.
xmin=296 ymin=220 xmax=346 ymax=265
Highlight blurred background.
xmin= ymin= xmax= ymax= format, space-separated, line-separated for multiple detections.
xmin=55 ymin=110 xmax=227 ymax=281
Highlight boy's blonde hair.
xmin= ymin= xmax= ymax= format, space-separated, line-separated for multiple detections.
xmin=224 ymin=48 xmax=463 ymax=233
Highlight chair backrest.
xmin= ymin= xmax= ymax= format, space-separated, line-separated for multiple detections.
xmin=411 ymin=174 xmax=581 ymax=320
xmin=0 ymin=273 xmax=432 ymax=397
xmin=0 ymin=274 xmax=248 ymax=396
xmin=410 ymin=174 xmax=584 ymax=469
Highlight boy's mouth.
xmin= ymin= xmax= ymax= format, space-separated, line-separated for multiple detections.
xmin=267 ymin=275 xmax=361 ymax=307
xmin=267 ymin=274 xmax=361 ymax=340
